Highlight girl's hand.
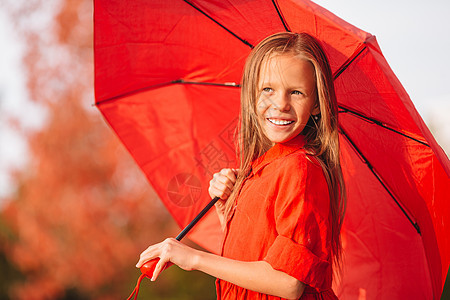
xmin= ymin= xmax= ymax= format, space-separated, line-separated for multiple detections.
xmin=208 ymin=168 xmax=238 ymax=227
xmin=208 ymin=168 xmax=239 ymax=200
xmin=136 ymin=238 xmax=199 ymax=281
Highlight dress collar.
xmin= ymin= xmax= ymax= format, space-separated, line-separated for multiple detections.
xmin=251 ymin=135 xmax=306 ymax=175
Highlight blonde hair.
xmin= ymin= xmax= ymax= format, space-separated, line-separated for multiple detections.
xmin=227 ymin=32 xmax=346 ymax=272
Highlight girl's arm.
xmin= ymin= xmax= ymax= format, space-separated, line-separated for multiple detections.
xmin=196 ymin=246 xmax=305 ymax=299
xmin=136 ymin=238 xmax=305 ymax=300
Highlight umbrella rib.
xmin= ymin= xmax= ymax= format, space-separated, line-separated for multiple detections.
xmin=174 ymin=79 xmax=241 ymax=87
xmin=334 ymin=44 xmax=429 ymax=147
xmin=182 ymin=0 xmax=253 ymax=48
xmin=271 ymin=0 xmax=291 ymax=32
xmin=339 ymin=127 xmax=422 ymax=235
xmin=95 ymin=81 xmax=177 ymax=106
xmin=95 ymin=79 xmax=240 ymax=106
xmin=338 ymin=106 xmax=429 ymax=146
xmin=333 ymin=44 xmax=367 ymax=80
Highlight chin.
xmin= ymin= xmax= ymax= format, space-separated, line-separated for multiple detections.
xmin=268 ymin=135 xmax=294 ymax=144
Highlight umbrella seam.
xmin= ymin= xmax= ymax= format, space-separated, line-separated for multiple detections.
xmin=338 ymin=106 xmax=429 ymax=147
xmin=271 ymin=0 xmax=291 ymax=32
xmin=333 ymin=44 xmax=367 ymax=80
xmin=339 ymin=127 xmax=422 ymax=235
xmin=182 ymin=0 xmax=253 ymax=48
xmin=334 ymin=43 xmax=430 ymax=148
xmin=95 ymin=80 xmax=241 ymax=105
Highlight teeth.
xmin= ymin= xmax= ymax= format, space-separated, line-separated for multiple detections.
xmin=268 ymin=119 xmax=294 ymax=125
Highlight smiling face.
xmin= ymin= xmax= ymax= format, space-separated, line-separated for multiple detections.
xmin=256 ymin=53 xmax=319 ymax=144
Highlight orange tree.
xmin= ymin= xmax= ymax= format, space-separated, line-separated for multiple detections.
xmin=0 ymin=0 xmax=215 ymax=299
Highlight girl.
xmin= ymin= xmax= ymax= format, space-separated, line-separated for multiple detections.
xmin=136 ymin=32 xmax=346 ymax=300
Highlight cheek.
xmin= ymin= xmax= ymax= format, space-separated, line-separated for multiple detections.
xmin=256 ymin=97 xmax=269 ymax=115
xmin=294 ymin=101 xmax=315 ymax=120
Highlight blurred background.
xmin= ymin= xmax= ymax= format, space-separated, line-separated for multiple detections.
xmin=0 ymin=0 xmax=448 ymax=299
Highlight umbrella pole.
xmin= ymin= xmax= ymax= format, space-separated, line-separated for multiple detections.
xmin=176 ymin=196 xmax=220 ymax=241
xmin=127 ymin=197 xmax=221 ymax=300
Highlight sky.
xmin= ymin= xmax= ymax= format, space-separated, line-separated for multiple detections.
xmin=312 ymin=0 xmax=450 ymax=150
xmin=0 ymin=0 xmax=449 ymax=200
xmin=0 ymin=5 xmax=48 ymax=200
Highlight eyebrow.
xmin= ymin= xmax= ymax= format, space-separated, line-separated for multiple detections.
xmin=259 ymin=81 xmax=308 ymax=91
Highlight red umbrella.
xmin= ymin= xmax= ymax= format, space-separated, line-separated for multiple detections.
xmin=93 ymin=0 xmax=450 ymax=298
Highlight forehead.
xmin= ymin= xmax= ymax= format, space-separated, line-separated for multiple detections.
xmin=258 ymin=53 xmax=315 ymax=85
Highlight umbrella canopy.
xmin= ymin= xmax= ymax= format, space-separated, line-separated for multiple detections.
xmin=94 ymin=0 xmax=450 ymax=298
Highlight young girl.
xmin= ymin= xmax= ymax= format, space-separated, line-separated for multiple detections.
xmin=136 ymin=32 xmax=346 ymax=300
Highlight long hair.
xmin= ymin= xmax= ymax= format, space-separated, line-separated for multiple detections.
xmin=225 ymin=32 xmax=346 ymax=272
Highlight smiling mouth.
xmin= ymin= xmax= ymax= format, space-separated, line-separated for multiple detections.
xmin=268 ymin=118 xmax=294 ymax=125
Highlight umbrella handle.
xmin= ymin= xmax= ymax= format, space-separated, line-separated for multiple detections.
xmin=140 ymin=196 xmax=220 ymax=277
xmin=127 ymin=197 xmax=220 ymax=300
xmin=140 ymin=258 xmax=173 ymax=278
xmin=140 ymin=196 xmax=220 ymax=275
xmin=126 ymin=259 xmax=174 ymax=300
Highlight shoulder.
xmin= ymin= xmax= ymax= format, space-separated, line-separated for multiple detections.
xmin=271 ymin=148 xmax=322 ymax=175
xmin=276 ymin=150 xmax=329 ymax=194
xmin=257 ymin=149 xmax=326 ymax=197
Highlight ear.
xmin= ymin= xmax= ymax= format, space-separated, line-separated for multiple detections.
xmin=311 ymin=103 xmax=320 ymax=116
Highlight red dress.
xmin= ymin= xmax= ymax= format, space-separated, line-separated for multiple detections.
xmin=216 ymin=135 xmax=338 ymax=299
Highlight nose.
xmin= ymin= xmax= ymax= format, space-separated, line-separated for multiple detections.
xmin=272 ymin=92 xmax=291 ymax=112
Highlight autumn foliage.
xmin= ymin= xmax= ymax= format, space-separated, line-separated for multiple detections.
xmin=0 ymin=0 xmax=214 ymax=299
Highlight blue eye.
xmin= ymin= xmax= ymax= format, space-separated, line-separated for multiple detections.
xmin=262 ymin=87 xmax=273 ymax=93
xmin=292 ymin=90 xmax=303 ymax=95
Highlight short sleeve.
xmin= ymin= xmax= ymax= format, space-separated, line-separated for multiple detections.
xmin=263 ymin=153 xmax=332 ymax=291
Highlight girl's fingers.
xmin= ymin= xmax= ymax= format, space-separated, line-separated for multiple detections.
xmin=136 ymin=242 xmax=162 ymax=267
xmin=220 ymin=168 xmax=238 ymax=184
xmin=209 ymin=181 xmax=232 ymax=199
xmin=208 ymin=168 xmax=239 ymax=199
xmin=137 ymin=238 xmax=198 ymax=281
xmin=215 ymin=198 xmax=226 ymax=208
xmin=136 ymin=250 xmax=152 ymax=268
xmin=212 ymin=176 xmax=232 ymax=189
xmin=209 ymin=181 xmax=228 ymax=199
xmin=213 ymin=169 xmax=237 ymax=185
xmin=151 ymin=258 xmax=168 ymax=281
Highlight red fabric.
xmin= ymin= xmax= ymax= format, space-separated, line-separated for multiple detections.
xmin=94 ymin=1 xmax=450 ymax=298
xmin=216 ymin=135 xmax=337 ymax=299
